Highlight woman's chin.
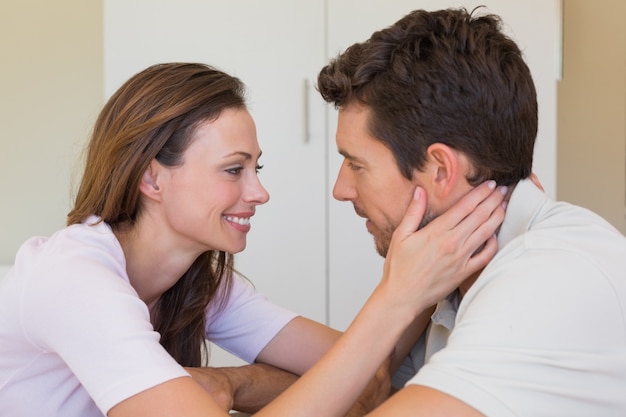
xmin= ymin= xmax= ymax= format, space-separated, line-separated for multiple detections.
xmin=228 ymin=242 xmax=247 ymax=254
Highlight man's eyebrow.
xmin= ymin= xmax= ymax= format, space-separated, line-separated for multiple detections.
xmin=337 ymin=149 xmax=366 ymax=164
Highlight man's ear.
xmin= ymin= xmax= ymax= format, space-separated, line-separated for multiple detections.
xmin=139 ymin=159 xmax=162 ymax=199
xmin=425 ymin=143 xmax=462 ymax=199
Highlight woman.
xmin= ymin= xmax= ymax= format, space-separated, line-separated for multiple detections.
xmin=0 ymin=63 xmax=505 ymax=417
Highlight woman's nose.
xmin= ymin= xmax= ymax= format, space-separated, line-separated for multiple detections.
xmin=246 ymin=175 xmax=270 ymax=205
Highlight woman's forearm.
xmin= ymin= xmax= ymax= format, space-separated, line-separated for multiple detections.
xmin=253 ymin=287 xmax=416 ymax=417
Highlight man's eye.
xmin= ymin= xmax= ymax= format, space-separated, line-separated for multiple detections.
xmin=348 ymin=162 xmax=361 ymax=171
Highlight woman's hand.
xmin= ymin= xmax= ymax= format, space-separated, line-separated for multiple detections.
xmin=251 ymin=182 xmax=507 ymax=417
xmin=380 ymin=180 xmax=507 ymax=313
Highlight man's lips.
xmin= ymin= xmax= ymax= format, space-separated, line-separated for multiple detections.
xmin=353 ymin=207 xmax=374 ymax=233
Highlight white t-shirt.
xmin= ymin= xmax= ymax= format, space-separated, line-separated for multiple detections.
xmin=407 ymin=179 xmax=626 ymax=416
xmin=391 ymin=291 xmax=460 ymax=389
xmin=0 ymin=217 xmax=297 ymax=416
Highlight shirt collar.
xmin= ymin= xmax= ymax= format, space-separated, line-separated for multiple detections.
xmin=497 ymin=178 xmax=549 ymax=249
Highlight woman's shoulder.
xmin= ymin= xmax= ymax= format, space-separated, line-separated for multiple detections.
xmin=26 ymin=215 xmax=118 ymax=253
xmin=14 ymin=215 xmax=128 ymax=286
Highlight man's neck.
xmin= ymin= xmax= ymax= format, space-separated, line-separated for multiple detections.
xmin=458 ymin=269 xmax=482 ymax=298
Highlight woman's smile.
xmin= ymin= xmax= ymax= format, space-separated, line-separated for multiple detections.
xmin=223 ymin=213 xmax=253 ymax=232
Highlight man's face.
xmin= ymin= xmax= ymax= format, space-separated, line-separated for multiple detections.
xmin=332 ymin=103 xmax=433 ymax=257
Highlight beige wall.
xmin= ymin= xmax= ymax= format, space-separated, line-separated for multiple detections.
xmin=557 ymin=0 xmax=626 ymax=233
xmin=0 ymin=1 xmax=103 ymax=263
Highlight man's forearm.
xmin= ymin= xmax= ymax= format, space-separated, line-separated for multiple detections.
xmin=227 ymin=363 xmax=299 ymax=413
xmin=214 ymin=360 xmax=390 ymax=417
xmin=186 ymin=363 xmax=298 ymax=413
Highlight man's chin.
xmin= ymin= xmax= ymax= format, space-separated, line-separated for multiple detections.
xmin=369 ymin=228 xmax=392 ymax=258
xmin=374 ymin=239 xmax=389 ymax=258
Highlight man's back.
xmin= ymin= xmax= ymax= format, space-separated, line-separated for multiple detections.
xmin=408 ymin=179 xmax=626 ymax=416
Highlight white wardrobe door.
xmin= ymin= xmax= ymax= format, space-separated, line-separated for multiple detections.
xmin=104 ymin=0 xmax=328 ymax=322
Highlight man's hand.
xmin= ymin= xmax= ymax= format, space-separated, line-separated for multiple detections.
xmin=185 ymin=367 xmax=235 ymax=412
xmin=186 ymin=363 xmax=298 ymax=414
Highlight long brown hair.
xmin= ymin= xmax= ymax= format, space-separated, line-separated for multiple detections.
xmin=67 ymin=62 xmax=247 ymax=366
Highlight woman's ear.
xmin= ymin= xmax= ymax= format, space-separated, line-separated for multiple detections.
xmin=139 ymin=160 xmax=161 ymax=199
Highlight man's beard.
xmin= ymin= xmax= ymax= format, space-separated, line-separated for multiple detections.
xmin=375 ymin=208 xmax=435 ymax=257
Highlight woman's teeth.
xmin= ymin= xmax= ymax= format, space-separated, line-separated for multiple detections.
xmin=224 ymin=215 xmax=250 ymax=226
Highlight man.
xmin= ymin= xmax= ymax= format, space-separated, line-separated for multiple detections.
xmin=317 ymin=7 xmax=626 ymax=416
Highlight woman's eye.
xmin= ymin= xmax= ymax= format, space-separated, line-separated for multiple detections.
xmin=226 ymin=167 xmax=243 ymax=175
xmin=255 ymin=164 xmax=264 ymax=173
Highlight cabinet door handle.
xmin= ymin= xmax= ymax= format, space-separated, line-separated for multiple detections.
xmin=303 ymin=78 xmax=310 ymax=144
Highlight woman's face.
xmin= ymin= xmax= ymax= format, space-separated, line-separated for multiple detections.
xmin=155 ymin=107 xmax=269 ymax=255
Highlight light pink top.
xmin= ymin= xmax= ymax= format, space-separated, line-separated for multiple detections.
xmin=0 ymin=217 xmax=297 ymax=416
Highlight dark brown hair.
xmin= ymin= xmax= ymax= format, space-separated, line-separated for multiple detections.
xmin=318 ymin=7 xmax=537 ymax=186
xmin=67 ymin=62 xmax=246 ymax=366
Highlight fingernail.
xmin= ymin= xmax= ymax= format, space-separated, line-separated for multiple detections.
xmin=487 ymin=180 xmax=496 ymax=190
xmin=498 ymin=185 xmax=508 ymax=195
xmin=501 ymin=201 xmax=508 ymax=210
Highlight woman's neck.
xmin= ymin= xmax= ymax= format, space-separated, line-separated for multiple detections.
xmin=112 ymin=218 xmax=197 ymax=310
